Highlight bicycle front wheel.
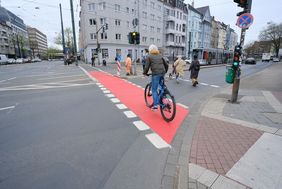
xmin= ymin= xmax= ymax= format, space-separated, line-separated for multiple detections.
xmin=160 ymin=90 xmax=176 ymax=122
xmin=144 ymin=83 xmax=153 ymax=108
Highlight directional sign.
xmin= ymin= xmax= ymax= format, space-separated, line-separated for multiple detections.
xmin=236 ymin=13 xmax=254 ymax=29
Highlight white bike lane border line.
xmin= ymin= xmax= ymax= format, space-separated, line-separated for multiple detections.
xmin=79 ymin=65 xmax=171 ymax=149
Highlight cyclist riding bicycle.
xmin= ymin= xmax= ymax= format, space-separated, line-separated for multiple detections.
xmin=143 ymin=44 xmax=168 ymax=111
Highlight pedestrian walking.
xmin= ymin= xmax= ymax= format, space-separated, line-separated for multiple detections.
xmin=173 ymin=56 xmax=186 ymax=83
xmin=189 ymin=55 xmax=201 ymax=87
xmin=91 ymin=55 xmax=95 ymax=67
xmin=125 ymin=54 xmax=132 ymax=76
xmin=142 ymin=49 xmax=149 ymax=72
xmin=143 ymin=44 xmax=168 ymax=111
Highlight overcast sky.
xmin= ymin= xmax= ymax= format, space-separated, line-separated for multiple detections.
xmin=1 ymin=0 xmax=282 ymax=48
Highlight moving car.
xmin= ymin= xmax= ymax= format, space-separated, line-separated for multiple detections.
xmin=245 ymin=57 xmax=256 ymax=64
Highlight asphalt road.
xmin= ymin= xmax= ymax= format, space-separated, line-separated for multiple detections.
xmin=0 ymin=60 xmax=275 ymax=189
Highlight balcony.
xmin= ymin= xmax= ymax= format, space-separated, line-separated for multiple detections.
xmin=166 ymin=41 xmax=175 ymax=46
xmin=166 ymin=28 xmax=175 ymax=34
xmin=167 ymin=15 xmax=176 ymax=22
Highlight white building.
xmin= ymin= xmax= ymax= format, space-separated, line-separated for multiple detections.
xmin=27 ymin=26 xmax=48 ymax=58
xmin=163 ymin=0 xmax=187 ymax=60
xmin=79 ymin=0 xmax=164 ymax=63
xmin=186 ymin=4 xmax=202 ymax=59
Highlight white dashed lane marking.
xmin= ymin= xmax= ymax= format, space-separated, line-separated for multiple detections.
xmin=110 ymin=98 xmax=120 ymax=103
xmin=123 ymin=111 xmax=137 ymax=118
xmin=116 ymin=104 xmax=127 ymax=110
xmin=145 ymin=133 xmax=171 ymax=149
xmin=133 ymin=121 xmax=150 ymax=131
xmin=106 ymin=94 xmax=115 ymax=98
xmin=200 ymin=83 xmax=208 ymax=86
xmin=210 ymin=85 xmax=220 ymax=88
xmin=103 ymin=90 xmax=111 ymax=93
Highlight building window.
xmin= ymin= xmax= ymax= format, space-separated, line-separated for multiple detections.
xmin=142 ymin=37 xmax=147 ymax=43
xmin=126 ymin=7 xmax=129 ymax=13
xmin=98 ymin=2 xmax=106 ymax=10
xmin=116 ymin=34 xmax=121 ymax=40
xmin=143 ymin=0 xmax=147 ymax=6
xmin=157 ymin=5 xmax=161 ymax=11
xmin=115 ymin=4 xmax=120 ymax=11
xmin=89 ymin=19 xmax=96 ymax=25
xmin=176 ymin=24 xmax=178 ymax=31
xmin=127 ymin=21 xmax=130 ymax=28
xmin=100 ymin=18 xmax=106 ymax=25
xmin=150 ymin=14 xmax=155 ymax=20
xmin=180 ymin=12 xmax=182 ymax=20
xmin=142 ymin=11 xmax=147 ymax=18
xmin=150 ymin=26 xmax=154 ymax=32
xmin=101 ymin=32 xmax=107 ymax=39
xmin=157 ymin=28 xmax=160 ymax=33
xmin=132 ymin=9 xmax=135 ymax=14
xmin=157 ymin=38 xmax=160 ymax=43
xmin=157 ymin=16 xmax=161 ymax=22
xmin=150 ymin=2 xmax=155 ymax=9
xmin=115 ymin=19 xmax=121 ymax=26
xmin=88 ymin=3 xmax=95 ymax=11
xmin=90 ymin=33 xmax=97 ymax=40
xmin=150 ymin=37 xmax=154 ymax=43
xmin=143 ymin=24 xmax=147 ymax=30
xmin=102 ymin=49 xmax=108 ymax=58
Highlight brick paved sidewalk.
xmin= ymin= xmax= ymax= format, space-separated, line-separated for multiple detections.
xmin=188 ymin=89 xmax=282 ymax=189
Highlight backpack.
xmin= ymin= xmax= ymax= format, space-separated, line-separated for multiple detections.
xmin=194 ymin=60 xmax=200 ymax=71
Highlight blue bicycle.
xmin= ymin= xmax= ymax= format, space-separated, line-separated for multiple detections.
xmin=144 ymin=75 xmax=176 ymax=122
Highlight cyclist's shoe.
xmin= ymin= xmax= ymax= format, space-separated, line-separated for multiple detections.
xmin=151 ymin=106 xmax=158 ymax=111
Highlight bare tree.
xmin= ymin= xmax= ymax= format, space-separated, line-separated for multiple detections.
xmin=54 ymin=27 xmax=74 ymax=54
xmin=29 ymin=41 xmax=38 ymax=58
xmin=259 ymin=22 xmax=282 ymax=57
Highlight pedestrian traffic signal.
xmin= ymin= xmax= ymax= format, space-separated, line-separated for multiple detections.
xmin=133 ymin=32 xmax=140 ymax=44
xmin=233 ymin=45 xmax=241 ymax=70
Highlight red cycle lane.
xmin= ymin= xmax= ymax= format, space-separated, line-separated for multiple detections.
xmin=90 ymin=71 xmax=189 ymax=144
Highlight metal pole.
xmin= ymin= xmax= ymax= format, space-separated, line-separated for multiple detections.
xmin=59 ymin=4 xmax=66 ymax=59
xmin=69 ymin=0 xmax=78 ymax=66
xmin=96 ymin=22 xmax=100 ymax=65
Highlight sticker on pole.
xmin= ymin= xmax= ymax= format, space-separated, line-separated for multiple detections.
xmin=236 ymin=13 xmax=254 ymax=29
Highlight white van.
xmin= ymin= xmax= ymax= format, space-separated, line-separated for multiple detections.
xmin=0 ymin=54 xmax=8 ymax=65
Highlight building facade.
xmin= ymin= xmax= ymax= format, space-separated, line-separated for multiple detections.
xmin=162 ymin=0 xmax=187 ymax=60
xmin=79 ymin=0 xmax=164 ymax=63
xmin=0 ymin=21 xmax=13 ymax=56
xmin=186 ymin=4 xmax=202 ymax=59
xmin=0 ymin=6 xmax=29 ymax=58
xmin=27 ymin=26 xmax=48 ymax=58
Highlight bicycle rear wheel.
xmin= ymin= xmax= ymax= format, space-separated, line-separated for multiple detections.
xmin=144 ymin=83 xmax=153 ymax=108
xmin=160 ymin=90 xmax=176 ymax=122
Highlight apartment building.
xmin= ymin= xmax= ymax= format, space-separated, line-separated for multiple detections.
xmin=162 ymin=0 xmax=187 ymax=60
xmin=27 ymin=26 xmax=48 ymax=58
xmin=0 ymin=21 xmax=13 ymax=56
xmin=0 ymin=6 xmax=29 ymax=58
xmin=79 ymin=0 xmax=164 ymax=63
xmin=186 ymin=4 xmax=202 ymax=59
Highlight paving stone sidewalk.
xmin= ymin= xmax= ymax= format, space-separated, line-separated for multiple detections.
xmin=188 ymin=88 xmax=282 ymax=189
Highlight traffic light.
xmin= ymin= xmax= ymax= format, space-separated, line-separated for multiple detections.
xmin=105 ymin=23 xmax=108 ymax=30
xmin=128 ymin=32 xmax=140 ymax=44
xmin=233 ymin=45 xmax=241 ymax=70
xmin=234 ymin=0 xmax=252 ymax=12
xmin=128 ymin=32 xmax=134 ymax=44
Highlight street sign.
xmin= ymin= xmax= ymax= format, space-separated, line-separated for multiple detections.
xmin=236 ymin=13 xmax=254 ymax=29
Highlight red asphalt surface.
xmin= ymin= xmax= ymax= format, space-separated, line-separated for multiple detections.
xmin=90 ymin=71 xmax=189 ymax=144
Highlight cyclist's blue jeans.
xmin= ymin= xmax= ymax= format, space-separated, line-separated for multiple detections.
xmin=152 ymin=74 xmax=164 ymax=107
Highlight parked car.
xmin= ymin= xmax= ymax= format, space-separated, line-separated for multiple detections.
xmin=245 ymin=57 xmax=256 ymax=64
xmin=15 ymin=58 xmax=24 ymax=64
xmin=7 ymin=58 xmax=16 ymax=64
xmin=32 ymin=58 xmax=42 ymax=62
xmin=273 ymin=57 xmax=280 ymax=62
xmin=0 ymin=54 xmax=8 ymax=65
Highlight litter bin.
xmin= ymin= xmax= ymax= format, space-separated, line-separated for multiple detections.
xmin=225 ymin=65 xmax=234 ymax=84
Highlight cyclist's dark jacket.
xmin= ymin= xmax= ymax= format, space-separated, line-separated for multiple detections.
xmin=144 ymin=49 xmax=168 ymax=76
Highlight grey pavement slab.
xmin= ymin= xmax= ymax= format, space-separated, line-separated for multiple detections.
xmin=227 ymin=133 xmax=282 ymax=189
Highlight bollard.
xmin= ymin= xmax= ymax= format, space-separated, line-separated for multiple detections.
xmin=117 ymin=61 xmax=121 ymax=76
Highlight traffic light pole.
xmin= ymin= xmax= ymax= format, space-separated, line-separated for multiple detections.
xmin=231 ymin=28 xmax=247 ymax=103
xmin=70 ymin=0 xmax=78 ymax=66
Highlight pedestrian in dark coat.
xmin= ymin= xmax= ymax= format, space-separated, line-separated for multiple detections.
xmin=189 ymin=55 xmax=200 ymax=87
